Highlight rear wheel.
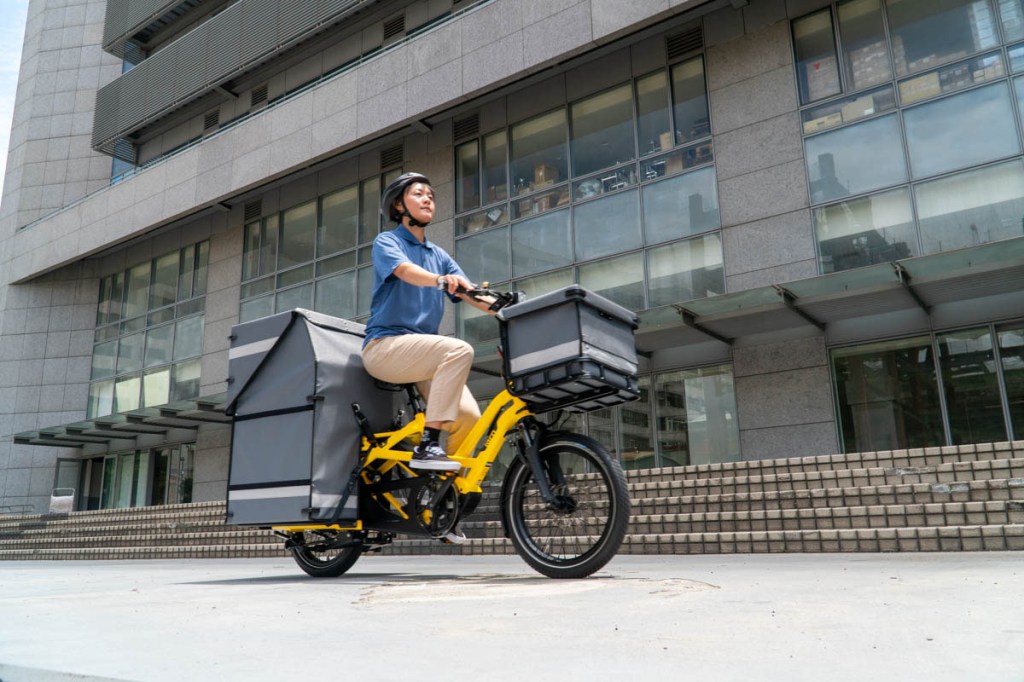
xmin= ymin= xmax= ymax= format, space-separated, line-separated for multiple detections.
xmin=502 ymin=433 xmax=630 ymax=579
xmin=288 ymin=530 xmax=362 ymax=578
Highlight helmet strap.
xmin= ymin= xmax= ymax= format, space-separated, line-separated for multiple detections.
xmin=400 ymin=198 xmax=429 ymax=228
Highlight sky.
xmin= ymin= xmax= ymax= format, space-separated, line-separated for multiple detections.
xmin=0 ymin=0 xmax=31 ymax=194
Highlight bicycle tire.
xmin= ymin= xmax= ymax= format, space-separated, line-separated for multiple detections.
xmin=502 ymin=432 xmax=630 ymax=579
xmin=288 ymin=530 xmax=362 ymax=578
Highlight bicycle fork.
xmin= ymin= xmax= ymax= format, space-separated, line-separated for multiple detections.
xmin=515 ymin=419 xmax=572 ymax=512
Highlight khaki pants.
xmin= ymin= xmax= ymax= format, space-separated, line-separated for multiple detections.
xmin=362 ymin=334 xmax=480 ymax=455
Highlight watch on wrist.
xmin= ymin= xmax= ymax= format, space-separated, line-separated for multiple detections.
xmin=436 ymin=276 xmax=448 ymax=290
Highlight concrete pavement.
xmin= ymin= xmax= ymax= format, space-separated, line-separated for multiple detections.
xmin=0 ymin=553 xmax=1022 ymax=681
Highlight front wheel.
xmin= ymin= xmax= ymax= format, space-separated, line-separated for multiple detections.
xmin=287 ymin=530 xmax=362 ymax=578
xmin=502 ymin=432 xmax=630 ymax=579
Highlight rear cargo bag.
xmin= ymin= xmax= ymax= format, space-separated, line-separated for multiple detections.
xmin=225 ymin=309 xmax=393 ymax=526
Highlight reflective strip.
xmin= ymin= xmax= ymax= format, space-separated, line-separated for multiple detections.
xmin=229 ymin=485 xmax=309 ymax=501
xmin=228 ymin=337 xmax=276 ymax=361
xmin=509 ymin=340 xmax=578 ymax=375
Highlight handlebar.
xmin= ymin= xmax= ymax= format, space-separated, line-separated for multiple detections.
xmin=455 ymin=284 xmax=524 ymax=313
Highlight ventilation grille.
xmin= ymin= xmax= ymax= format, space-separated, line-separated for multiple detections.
xmin=203 ymin=109 xmax=220 ymax=131
xmin=380 ymin=144 xmax=404 ymax=169
xmin=251 ymin=83 xmax=268 ymax=107
xmin=667 ymin=25 xmax=704 ymax=60
xmin=244 ymin=200 xmax=263 ymax=222
xmin=453 ymin=113 xmax=479 ymax=141
xmin=383 ymin=14 xmax=405 ymax=41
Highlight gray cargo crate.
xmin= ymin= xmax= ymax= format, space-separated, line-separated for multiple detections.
xmin=497 ymin=285 xmax=640 ymax=413
xmin=225 ymin=309 xmax=393 ymax=527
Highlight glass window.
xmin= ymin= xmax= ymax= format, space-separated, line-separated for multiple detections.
xmin=88 ymin=380 xmax=114 ymax=419
xmin=151 ymin=252 xmax=178 ymax=310
xmin=116 ymin=331 xmax=144 ymax=374
xmin=1011 ymin=44 xmax=1024 ymax=72
xmin=278 ymin=201 xmax=316 ymax=269
xmin=654 ymin=365 xmax=740 ymax=467
xmin=456 ymin=205 xmax=509 ymax=236
xmin=1000 ymin=0 xmax=1024 ymax=42
xmin=314 ymin=271 xmax=357 ymax=320
xmin=578 ymin=252 xmax=644 ymax=310
xmin=903 ymin=82 xmax=1020 ymax=178
xmin=636 ymin=71 xmax=672 ymax=155
xmin=937 ymin=327 xmax=1007 ymax=443
xmin=260 ymin=215 xmax=279 ymax=277
xmin=456 ymin=140 xmax=480 ymax=212
xmin=1015 ymin=75 xmax=1024 ymax=125
xmin=914 ymin=159 xmax=1024 ymax=254
xmin=240 ymin=294 xmax=274 ymax=323
xmin=511 ymin=209 xmax=572 ymax=278
xmin=277 ymin=264 xmax=313 ymax=290
xmin=114 ymin=375 xmax=141 ymax=413
xmin=510 ymin=109 xmax=567 ymax=196
xmin=357 ymin=265 xmax=374 ymax=317
xmin=793 ymin=9 xmax=841 ymax=103
xmin=814 ymin=187 xmax=918 ymax=273
xmin=455 ymin=225 xmax=509 ymax=283
xmin=243 ymin=223 xmax=260 ymax=281
xmin=173 ymin=316 xmax=203 ymax=361
xmin=123 ymin=262 xmax=151 ymax=319
xmin=574 ymin=189 xmax=641 ymax=261
xmin=838 ymin=0 xmax=892 ymax=90
xmin=319 ymin=186 xmax=359 ymax=257
xmin=646 ymin=233 xmax=725 ymax=306
xmin=899 ymin=52 xmax=1006 ymax=105
xmin=513 ymin=268 xmax=574 ymax=299
xmin=887 ymin=0 xmax=1000 ymax=77
xmin=831 ymin=336 xmax=944 ymax=452
xmin=178 ymin=245 xmax=196 ymax=301
xmin=570 ymin=83 xmax=636 ymax=177
xmin=998 ymin=324 xmax=1024 ymax=438
xmin=144 ymin=323 xmax=174 ymax=368
xmin=460 ymin=295 xmax=499 ymax=347
xmin=143 ymin=367 xmax=170 ymax=407
xmin=805 ymin=113 xmax=907 ymax=203
xmin=359 ymin=177 xmax=381 ymax=241
xmin=91 ymin=339 xmax=117 ymax=380
xmin=671 ymin=57 xmax=710 ymax=142
xmin=172 ymin=359 xmax=201 ymax=401
xmin=194 ymin=242 xmax=209 ymax=297
xmin=482 ymin=131 xmax=508 ymax=204
xmin=97 ymin=273 xmax=123 ymax=326
xmin=619 ymin=376 xmax=653 ymax=470
xmin=801 ymin=85 xmax=897 ymax=135
xmin=642 ymin=166 xmax=720 ymax=244
xmin=275 ymin=282 xmax=313 ymax=313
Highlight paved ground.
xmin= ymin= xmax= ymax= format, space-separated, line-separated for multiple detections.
xmin=0 ymin=552 xmax=1021 ymax=682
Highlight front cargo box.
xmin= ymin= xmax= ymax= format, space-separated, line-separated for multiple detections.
xmin=497 ymin=285 xmax=640 ymax=413
xmin=225 ymin=309 xmax=393 ymax=526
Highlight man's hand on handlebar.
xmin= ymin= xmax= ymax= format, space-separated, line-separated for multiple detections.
xmin=454 ymin=282 xmax=523 ymax=313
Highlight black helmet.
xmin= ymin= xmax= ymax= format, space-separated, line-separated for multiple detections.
xmin=380 ymin=172 xmax=433 ymax=225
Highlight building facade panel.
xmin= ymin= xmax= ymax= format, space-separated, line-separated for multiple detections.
xmin=2 ymin=0 xmax=1023 ymax=513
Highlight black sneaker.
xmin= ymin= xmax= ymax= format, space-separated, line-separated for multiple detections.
xmin=410 ymin=442 xmax=461 ymax=472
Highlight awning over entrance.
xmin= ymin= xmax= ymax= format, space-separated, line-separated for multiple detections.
xmin=17 ymin=237 xmax=1024 ymax=446
xmin=633 ymin=235 xmax=1024 ymax=364
xmin=14 ymin=394 xmax=229 ymax=450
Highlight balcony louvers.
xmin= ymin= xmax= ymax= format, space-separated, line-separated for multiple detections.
xmin=244 ymin=200 xmax=262 ymax=222
xmin=380 ymin=144 xmax=404 ymax=169
xmin=666 ymin=25 xmax=703 ymax=60
xmin=93 ymin=0 xmax=376 ymax=157
xmin=453 ymin=113 xmax=479 ymax=141
xmin=383 ymin=15 xmax=405 ymax=42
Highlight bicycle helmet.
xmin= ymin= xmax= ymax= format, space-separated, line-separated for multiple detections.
xmin=380 ymin=172 xmax=433 ymax=226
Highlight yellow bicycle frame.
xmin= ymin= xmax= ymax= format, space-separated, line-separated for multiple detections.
xmin=272 ymin=389 xmax=533 ymax=534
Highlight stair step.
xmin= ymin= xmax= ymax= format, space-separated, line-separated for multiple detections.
xmin=0 ymin=543 xmax=289 ymax=561
xmin=0 ymin=529 xmax=279 ymax=550
xmin=384 ymin=524 xmax=1024 ymax=555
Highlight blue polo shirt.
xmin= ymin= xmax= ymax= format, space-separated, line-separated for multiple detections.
xmin=363 ymin=225 xmax=467 ymax=346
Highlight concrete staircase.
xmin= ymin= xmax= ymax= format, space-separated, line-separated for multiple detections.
xmin=2 ymin=441 xmax=1022 ymax=561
